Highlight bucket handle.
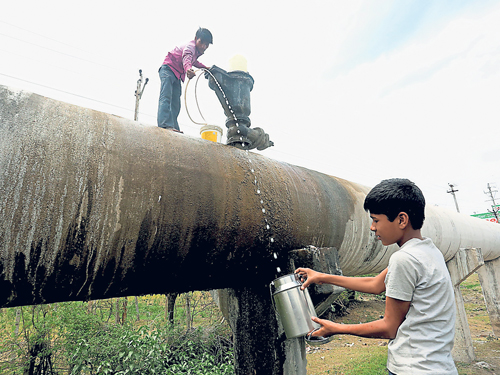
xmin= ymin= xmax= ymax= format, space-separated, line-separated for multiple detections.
xmin=306 ymin=327 xmax=321 ymax=341
xmin=305 ymin=328 xmax=333 ymax=346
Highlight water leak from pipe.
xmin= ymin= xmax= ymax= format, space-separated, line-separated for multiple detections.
xmin=204 ymin=69 xmax=281 ymax=275
xmin=204 ymin=69 xmax=241 ymax=130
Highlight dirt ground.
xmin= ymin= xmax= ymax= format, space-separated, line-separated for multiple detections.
xmin=306 ymin=273 xmax=500 ymax=374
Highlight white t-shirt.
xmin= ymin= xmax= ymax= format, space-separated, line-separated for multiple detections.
xmin=385 ymin=237 xmax=458 ymax=375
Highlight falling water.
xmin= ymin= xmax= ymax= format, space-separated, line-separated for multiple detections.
xmin=204 ymin=68 xmax=242 ymax=136
xmin=205 ymin=68 xmax=281 ymax=275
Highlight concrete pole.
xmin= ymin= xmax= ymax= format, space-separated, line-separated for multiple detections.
xmin=477 ymin=257 xmax=500 ymax=337
xmin=134 ymin=69 xmax=148 ymax=121
xmin=452 ymin=284 xmax=476 ymax=362
xmin=447 ymin=183 xmax=460 ymax=213
xmin=446 ymin=247 xmax=485 ymax=362
xmin=484 ymin=183 xmax=499 ymax=223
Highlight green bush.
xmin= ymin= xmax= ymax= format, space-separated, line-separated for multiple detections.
xmin=0 ymin=294 xmax=234 ymax=375
xmin=63 ymin=312 xmax=234 ymax=374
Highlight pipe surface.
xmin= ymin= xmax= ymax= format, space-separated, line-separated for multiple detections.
xmin=1 ymin=85 xmax=500 ymax=308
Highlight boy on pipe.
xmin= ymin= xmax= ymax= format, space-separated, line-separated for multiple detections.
xmin=157 ymin=28 xmax=212 ymax=133
xmin=296 ymin=178 xmax=457 ymax=375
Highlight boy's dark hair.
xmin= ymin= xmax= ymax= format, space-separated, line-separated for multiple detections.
xmin=364 ymin=178 xmax=426 ymax=229
xmin=196 ymin=28 xmax=213 ymax=45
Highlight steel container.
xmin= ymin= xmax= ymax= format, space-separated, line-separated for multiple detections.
xmin=270 ymin=273 xmax=320 ymax=339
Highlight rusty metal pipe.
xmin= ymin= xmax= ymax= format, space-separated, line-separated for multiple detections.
xmin=1 ymin=85 xmax=500 ymax=308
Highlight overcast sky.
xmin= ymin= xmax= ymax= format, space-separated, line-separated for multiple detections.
xmin=1 ymin=0 xmax=499 ymax=217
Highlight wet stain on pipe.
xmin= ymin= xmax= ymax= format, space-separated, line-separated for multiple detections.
xmin=2 ymin=85 xmax=500 ymax=308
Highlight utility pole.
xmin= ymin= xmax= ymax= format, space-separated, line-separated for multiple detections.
xmin=447 ymin=183 xmax=460 ymax=213
xmin=484 ymin=183 xmax=499 ymax=223
xmin=134 ymin=69 xmax=149 ymax=121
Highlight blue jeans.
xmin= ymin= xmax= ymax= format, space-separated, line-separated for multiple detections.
xmin=157 ymin=65 xmax=181 ymax=131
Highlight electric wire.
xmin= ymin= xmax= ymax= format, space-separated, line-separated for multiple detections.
xmin=0 ymin=21 xmax=174 ymax=123
xmin=0 ymin=19 xmax=91 ymax=54
xmin=0 ymin=48 xmax=104 ymax=81
xmin=0 ymin=32 xmax=132 ymax=75
xmin=0 ymin=26 xmax=133 ymax=76
xmin=0 ymin=72 xmax=134 ymax=114
xmin=0 ymin=21 xmax=148 ymax=117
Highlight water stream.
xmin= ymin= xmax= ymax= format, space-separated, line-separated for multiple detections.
xmin=203 ymin=69 xmax=246 ymax=148
xmin=204 ymin=69 xmax=281 ymax=275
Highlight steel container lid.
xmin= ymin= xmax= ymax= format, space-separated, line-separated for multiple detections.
xmin=271 ymin=273 xmax=302 ymax=294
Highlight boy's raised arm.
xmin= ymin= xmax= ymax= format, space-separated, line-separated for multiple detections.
xmin=295 ymin=268 xmax=388 ymax=295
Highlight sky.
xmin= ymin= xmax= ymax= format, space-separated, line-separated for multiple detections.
xmin=1 ymin=0 xmax=499 ymax=217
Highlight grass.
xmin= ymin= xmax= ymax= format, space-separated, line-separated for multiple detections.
xmin=307 ymin=344 xmax=388 ymax=374
xmin=307 ymin=272 xmax=500 ymax=375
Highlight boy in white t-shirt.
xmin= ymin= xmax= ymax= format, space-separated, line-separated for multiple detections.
xmin=296 ymin=178 xmax=458 ymax=375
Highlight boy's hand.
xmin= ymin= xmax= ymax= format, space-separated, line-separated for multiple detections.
xmin=309 ymin=317 xmax=340 ymax=337
xmin=294 ymin=268 xmax=324 ymax=289
xmin=187 ymin=68 xmax=195 ymax=79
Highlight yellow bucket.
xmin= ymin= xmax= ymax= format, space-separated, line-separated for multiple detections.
xmin=200 ymin=125 xmax=223 ymax=143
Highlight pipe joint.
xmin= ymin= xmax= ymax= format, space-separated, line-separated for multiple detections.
xmin=207 ymin=65 xmax=273 ymax=151
xmin=227 ymin=125 xmax=274 ymax=151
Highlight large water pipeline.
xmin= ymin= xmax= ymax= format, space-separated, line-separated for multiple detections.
xmin=1 ymin=83 xmax=499 ymax=308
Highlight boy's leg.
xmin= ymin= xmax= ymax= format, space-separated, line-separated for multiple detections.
xmin=157 ymin=65 xmax=178 ymax=130
xmin=171 ymin=77 xmax=182 ymax=131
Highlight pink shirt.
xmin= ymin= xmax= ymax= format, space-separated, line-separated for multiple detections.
xmin=162 ymin=39 xmax=208 ymax=82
